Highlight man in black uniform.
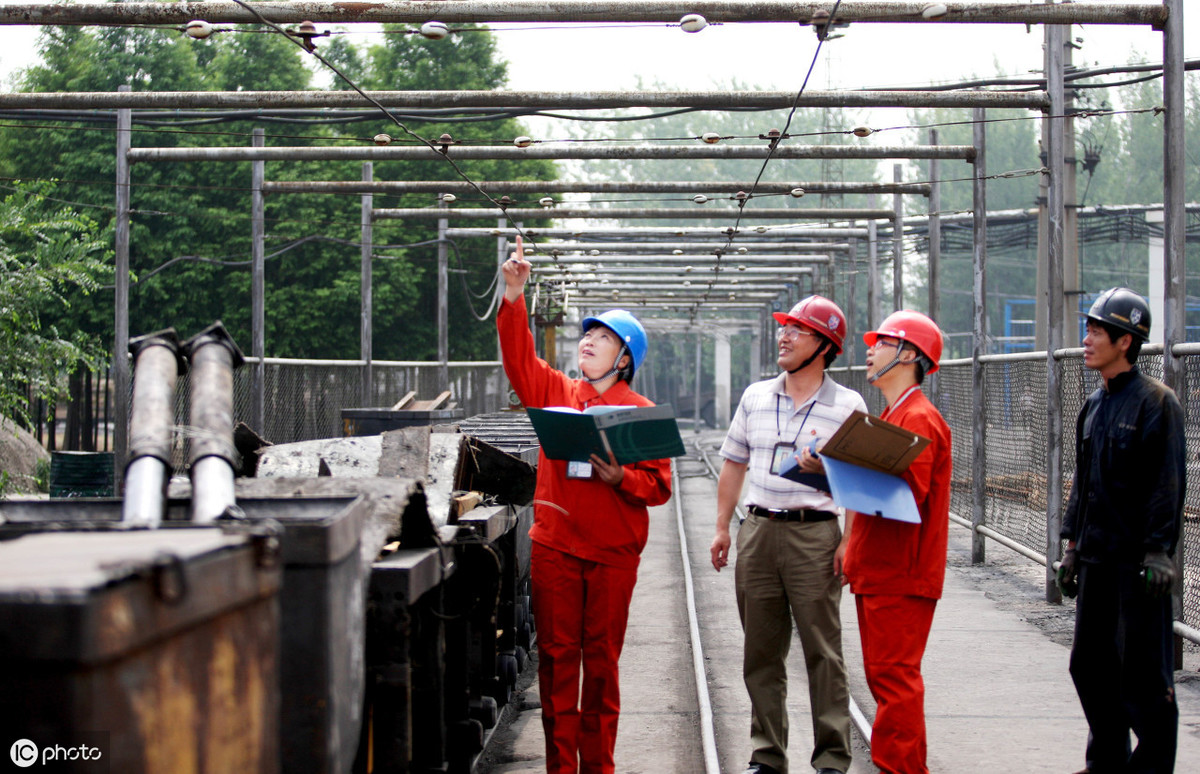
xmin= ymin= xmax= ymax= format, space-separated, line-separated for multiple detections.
xmin=1057 ymin=287 xmax=1185 ymax=774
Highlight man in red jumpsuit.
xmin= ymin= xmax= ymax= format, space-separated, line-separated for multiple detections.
xmin=842 ymin=310 xmax=952 ymax=774
xmin=498 ymin=236 xmax=673 ymax=774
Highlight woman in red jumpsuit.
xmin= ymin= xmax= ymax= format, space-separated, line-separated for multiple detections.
xmin=498 ymin=236 xmax=672 ymax=774
xmin=843 ymin=310 xmax=952 ymax=774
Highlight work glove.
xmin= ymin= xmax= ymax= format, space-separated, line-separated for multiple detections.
xmin=1141 ymin=551 xmax=1176 ymax=598
xmin=1056 ymin=548 xmax=1079 ymax=599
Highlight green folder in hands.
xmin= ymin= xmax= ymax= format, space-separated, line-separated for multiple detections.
xmin=526 ymin=404 xmax=686 ymax=466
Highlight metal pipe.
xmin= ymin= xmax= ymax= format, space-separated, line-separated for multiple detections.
xmin=361 ymin=162 xmax=374 ymax=406
xmin=971 ymin=106 xmax=988 ymax=565
xmin=129 ymin=144 xmax=976 ymax=163
xmin=263 ymin=180 xmax=931 ymax=196
xmin=445 ymin=226 xmax=870 ymax=238
xmin=183 ymin=322 xmax=245 ymax=523
xmin=113 ymin=87 xmax=131 ymax=488
xmin=1044 ymin=19 xmax=1067 ymax=603
xmin=526 ymin=254 xmax=832 ymax=264
xmin=928 ymin=129 xmax=941 ymax=323
xmin=122 ymin=329 xmax=184 ymax=527
xmin=251 ymin=129 xmax=265 ymax=434
xmin=535 ymin=267 xmax=813 ymax=276
xmin=0 ymin=2 xmax=1164 ymax=27
xmin=892 ymin=163 xmax=904 ymax=308
xmin=375 ymin=207 xmax=895 ymax=221
xmin=516 ymin=241 xmax=850 ymax=253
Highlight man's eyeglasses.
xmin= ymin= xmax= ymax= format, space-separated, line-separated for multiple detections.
xmin=777 ymin=326 xmax=817 ymax=341
xmin=870 ymin=339 xmax=902 ymax=350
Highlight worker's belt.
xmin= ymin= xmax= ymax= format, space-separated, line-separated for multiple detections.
xmin=747 ymin=505 xmax=836 ymax=523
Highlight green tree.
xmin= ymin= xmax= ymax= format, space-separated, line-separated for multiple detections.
xmin=0 ymin=184 xmax=110 ymax=425
xmin=0 ymin=23 xmax=557 ymax=365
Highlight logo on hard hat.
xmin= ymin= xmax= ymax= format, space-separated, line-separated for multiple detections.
xmin=1129 ymin=307 xmax=1142 ymax=326
xmin=827 ymin=314 xmax=840 ymax=330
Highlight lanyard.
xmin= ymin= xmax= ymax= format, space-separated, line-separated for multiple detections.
xmin=775 ymin=394 xmax=816 ymax=446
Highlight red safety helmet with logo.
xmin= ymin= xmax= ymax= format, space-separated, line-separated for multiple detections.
xmin=771 ymin=295 xmax=847 ymax=355
xmin=864 ymin=310 xmax=944 ymax=374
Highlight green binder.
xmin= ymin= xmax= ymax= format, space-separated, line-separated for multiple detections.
xmin=526 ymin=404 xmax=686 ymax=466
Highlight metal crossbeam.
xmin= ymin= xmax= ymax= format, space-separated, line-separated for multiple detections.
xmin=128 ymin=144 xmax=975 ymax=163
xmin=0 ymin=89 xmax=1049 ymax=111
xmin=0 ymin=2 xmax=1164 ymax=27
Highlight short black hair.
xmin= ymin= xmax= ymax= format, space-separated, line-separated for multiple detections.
xmin=1094 ymin=319 xmax=1142 ymax=364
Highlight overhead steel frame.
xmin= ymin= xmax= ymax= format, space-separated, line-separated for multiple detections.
xmin=71 ymin=1 xmax=1174 ymax=494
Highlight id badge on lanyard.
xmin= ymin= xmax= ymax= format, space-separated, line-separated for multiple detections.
xmin=770 ymin=442 xmax=797 ymax=476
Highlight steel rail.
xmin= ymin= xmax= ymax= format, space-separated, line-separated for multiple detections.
xmin=0 ymin=2 xmax=1165 ymax=27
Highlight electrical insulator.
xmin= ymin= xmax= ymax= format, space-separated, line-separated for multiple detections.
xmin=680 ymin=14 xmax=708 ymax=33
xmin=852 ymin=126 xmax=873 ymax=138
xmin=185 ymin=20 xmax=213 ymax=39
xmin=692 ymin=195 xmax=709 ymax=204
xmin=790 ymin=187 xmax=805 ymax=198
xmin=514 ymin=136 xmax=533 ymax=148
xmin=440 ymin=193 xmax=456 ymax=203
xmin=420 ymin=21 xmax=449 ymax=40
xmin=700 ymin=132 xmax=721 ymax=144
xmin=373 ymin=134 xmax=392 ymax=146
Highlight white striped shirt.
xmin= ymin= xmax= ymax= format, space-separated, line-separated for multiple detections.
xmin=720 ymin=372 xmax=867 ymax=512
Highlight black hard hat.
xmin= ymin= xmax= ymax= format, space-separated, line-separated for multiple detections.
xmin=1084 ymin=287 xmax=1151 ymax=341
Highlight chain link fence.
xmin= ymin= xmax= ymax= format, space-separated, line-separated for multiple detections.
xmin=834 ymin=348 xmax=1199 ymax=639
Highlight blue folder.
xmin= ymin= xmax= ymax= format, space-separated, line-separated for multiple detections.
xmin=821 ymin=457 xmax=922 ymax=524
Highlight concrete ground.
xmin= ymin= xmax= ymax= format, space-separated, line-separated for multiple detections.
xmin=479 ymin=441 xmax=1200 ymax=773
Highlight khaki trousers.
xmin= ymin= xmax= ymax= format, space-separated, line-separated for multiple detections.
xmin=735 ymin=514 xmax=852 ymax=774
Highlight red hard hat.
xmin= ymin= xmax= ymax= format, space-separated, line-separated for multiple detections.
xmin=772 ymin=295 xmax=846 ymax=355
xmin=864 ymin=310 xmax=944 ymax=373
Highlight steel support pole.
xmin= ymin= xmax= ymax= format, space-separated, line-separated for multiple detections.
xmin=892 ymin=164 xmax=904 ymax=309
xmin=437 ymin=199 xmax=449 ymax=388
xmin=114 ymin=85 xmax=131 ymax=482
xmin=496 ymin=217 xmax=507 ymax=362
xmin=1045 ymin=21 xmax=1067 ymax=602
xmin=971 ymin=106 xmax=989 ymax=565
xmin=1162 ymin=0 xmax=1186 ymax=662
xmin=251 ymin=129 xmax=265 ymax=433
xmin=928 ymin=129 xmax=941 ymax=324
xmin=846 ymin=237 xmax=858 ymax=365
xmin=694 ymin=334 xmax=702 ymax=430
xmin=361 ymin=162 xmax=374 ymax=406
xmin=867 ymin=195 xmax=880 ymax=332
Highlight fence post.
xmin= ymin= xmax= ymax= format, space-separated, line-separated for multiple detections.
xmin=1044 ymin=21 xmax=1068 ymax=604
xmin=971 ymin=106 xmax=988 ymax=565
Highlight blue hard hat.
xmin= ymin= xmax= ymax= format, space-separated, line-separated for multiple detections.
xmin=581 ymin=309 xmax=648 ymax=376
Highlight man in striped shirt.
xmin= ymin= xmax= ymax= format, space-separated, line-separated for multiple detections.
xmin=711 ymin=296 xmax=866 ymax=774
